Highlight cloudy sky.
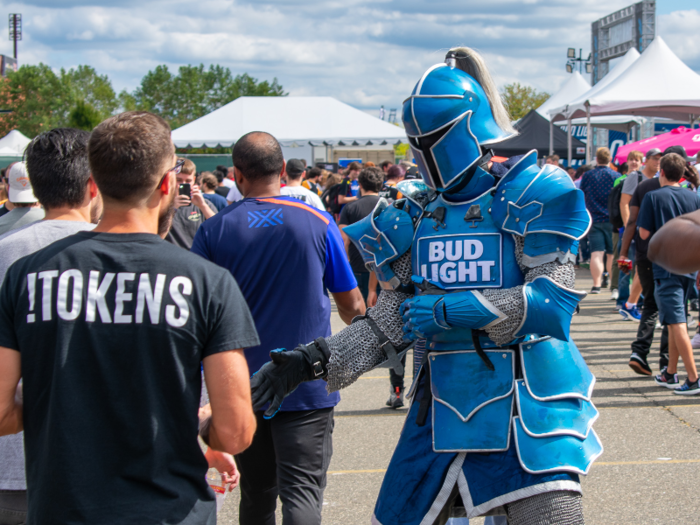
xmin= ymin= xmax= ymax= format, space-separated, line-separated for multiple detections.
xmin=0 ymin=0 xmax=698 ymax=115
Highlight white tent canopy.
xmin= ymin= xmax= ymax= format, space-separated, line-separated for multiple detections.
xmin=171 ymin=96 xmax=408 ymax=148
xmin=0 ymin=130 xmax=31 ymax=156
xmin=536 ymin=71 xmax=590 ymax=121
xmin=561 ymin=38 xmax=700 ymax=120
xmin=553 ymin=115 xmax=645 ymax=133
xmin=549 ymin=48 xmax=640 ymax=122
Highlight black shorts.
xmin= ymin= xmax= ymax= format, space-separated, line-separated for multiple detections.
xmin=588 ymin=222 xmax=613 ymax=254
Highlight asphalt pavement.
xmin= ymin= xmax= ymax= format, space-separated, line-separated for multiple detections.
xmin=218 ymin=269 xmax=700 ymax=524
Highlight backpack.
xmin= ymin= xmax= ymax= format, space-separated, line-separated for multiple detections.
xmin=608 ymin=172 xmax=642 ymax=229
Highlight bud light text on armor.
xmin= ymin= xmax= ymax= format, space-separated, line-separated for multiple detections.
xmin=416 ymin=233 xmax=502 ymax=289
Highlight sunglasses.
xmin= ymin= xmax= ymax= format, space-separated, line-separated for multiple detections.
xmin=156 ymin=159 xmax=186 ymax=191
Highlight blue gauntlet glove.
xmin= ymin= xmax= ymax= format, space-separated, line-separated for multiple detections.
xmin=400 ymin=294 xmax=450 ymax=341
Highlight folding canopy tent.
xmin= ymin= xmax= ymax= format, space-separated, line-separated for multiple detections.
xmin=0 ymin=130 xmax=31 ymax=156
xmin=614 ymin=126 xmax=700 ymax=163
xmin=549 ymin=48 xmax=641 ymax=164
xmin=553 ymin=38 xmax=700 ymax=163
xmin=536 ymin=72 xmax=590 ymax=121
xmin=171 ymin=96 xmax=408 ymax=154
xmin=491 ymin=109 xmax=586 ymax=162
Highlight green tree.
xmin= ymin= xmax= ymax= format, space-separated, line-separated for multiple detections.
xmin=61 ymin=65 xmax=118 ymax=121
xmin=5 ymin=64 xmax=70 ymax=136
xmin=67 ymin=100 xmax=103 ymax=131
xmin=128 ymin=64 xmax=286 ymax=129
xmin=500 ymin=82 xmax=550 ymax=121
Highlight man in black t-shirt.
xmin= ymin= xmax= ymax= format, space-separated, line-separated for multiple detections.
xmin=338 ymin=166 xmax=406 ymax=408
xmin=0 ymin=111 xmax=259 ymax=525
xmin=620 ymin=175 xmax=668 ymax=375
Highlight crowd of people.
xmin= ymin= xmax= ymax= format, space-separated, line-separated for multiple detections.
xmin=564 ymin=145 xmax=700 ymax=395
xmin=0 ymin=111 xmax=699 ymax=525
xmin=0 ymin=113 xmax=423 ymax=525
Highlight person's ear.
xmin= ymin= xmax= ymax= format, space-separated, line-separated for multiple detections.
xmin=279 ymin=161 xmax=286 ymax=180
xmin=234 ymin=167 xmax=245 ymax=186
xmin=87 ymin=176 xmax=99 ymax=199
xmin=160 ymin=171 xmax=173 ymax=195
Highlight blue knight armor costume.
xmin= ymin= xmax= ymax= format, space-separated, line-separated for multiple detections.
xmin=251 ymin=47 xmax=601 ymax=525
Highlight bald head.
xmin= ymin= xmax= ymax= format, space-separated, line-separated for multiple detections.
xmin=232 ymin=131 xmax=284 ymax=182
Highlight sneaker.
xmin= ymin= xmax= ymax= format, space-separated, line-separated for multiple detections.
xmin=601 ymin=272 xmax=609 ymax=288
xmin=674 ymin=378 xmax=700 ymax=395
xmin=590 ymin=287 xmax=601 ymax=294
xmin=691 ymin=332 xmax=700 ymax=349
xmin=629 ymin=353 xmax=652 ymax=376
xmin=386 ymin=387 xmax=404 ymax=409
xmin=619 ymin=304 xmax=641 ymax=321
xmin=654 ymin=368 xmax=679 ymax=389
xmin=610 ymin=289 xmax=619 ymax=300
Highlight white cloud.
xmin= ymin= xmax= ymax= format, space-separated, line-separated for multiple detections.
xmin=0 ymin=0 xmax=696 ymax=116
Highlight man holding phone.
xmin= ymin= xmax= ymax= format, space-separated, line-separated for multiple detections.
xmin=165 ymin=158 xmax=217 ymax=249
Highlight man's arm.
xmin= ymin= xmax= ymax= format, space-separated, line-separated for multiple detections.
xmin=638 ymin=227 xmax=650 ymax=240
xmin=0 ymin=347 xmax=22 ymax=436
xmin=619 ymin=205 xmax=639 ymax=259
xmin=367 ymin=272 xmax=379 ymax=307
xmin=202 ymin=349 xmax=256 ymax=456
xmin=338 ymin=224 xmax=351 ymax=260
xmin=620 ymin=193 xmax=632 ymax=225
xmin=648 ymin=210 xmax=700 ymax=273
xmin=192 ymin=187 xmax=216 ymax=220
xmin=338 ymin=194 xmax=358 ymax=205
xmin=331 ymin=288 xmax=366 ymax=325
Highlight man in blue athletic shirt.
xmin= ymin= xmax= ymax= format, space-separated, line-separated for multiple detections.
xmin=191 ymin=131 xmax=365 ymax=525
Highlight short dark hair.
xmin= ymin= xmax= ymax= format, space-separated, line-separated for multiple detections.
xmin=88 ymin=111 xmax=173 ymax=204
xmin=232 ymin=132 xmax=284 ymax=182
xmin=308 ymin=167 xmax=322 ymax=180
xmin=380 ymin=160 xmax=393 ymax=170
xmin=660 ymin=153 xmax=685 ymax=182
xmin=213 ymin=169 xmax=224 ymax=184
xmin=216 ymin=164 xmax=229 ymax=173
xmin=347 ymin=161 xmax=361 ymax=172
xmin=386 ymin=164 xmax=404 ymax=180
xmin=358 ymin=167 xmax=384 ymax=193
xmin=25 ymin=128 xmax=91 ymax=210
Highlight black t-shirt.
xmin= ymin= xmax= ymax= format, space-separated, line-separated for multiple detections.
xmin=630 ymin=178 xmax=661 ymax=262
xmin=0 ymin=232 xmax=259 ymax=525
xmin=338 ymin=195 xmax=381 ymax=273
xmin=215 ymin=186 xmax=229 ymax=198
xmin=378 ymin=183 xmax=401 ymax=203
xmin=166 ymin=201 xmax=217 ymax=250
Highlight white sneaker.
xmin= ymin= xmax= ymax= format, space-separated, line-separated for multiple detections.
xmin=691 ymin=332 xmax=700 ymax=350
xmin=610 ymin=289 xmax=619 ymax=300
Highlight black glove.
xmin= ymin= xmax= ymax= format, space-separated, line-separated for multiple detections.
xmin=250 ymin=338 xmax=330 ymax=418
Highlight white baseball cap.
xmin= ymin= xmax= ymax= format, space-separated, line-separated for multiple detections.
xmin=7 ymin=162 xmax=38 ymax=203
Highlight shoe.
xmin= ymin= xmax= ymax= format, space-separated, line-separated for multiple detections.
xmin=580 ymin=261 xmax=590 ymax=269
xmin=691 ymin=332 xmax=700 ymax=349
xmin=619 ymin=304 xmax=641 ymax=321
xmin=691 ymin=299 xmax=699 ymax=312
xmin=610 ymin=289 xmax=619 ymax=300
xmin=386 ymin=387 xmax=404 ymax=409
xmin=601 ymin=272 xmax=609 ymax=288
xmin=654 ymin=368 xmax=679 ymax=389
xmin=629 ymin=353 xmax=652 ymax=376
xmin=590 ymin=287 xmax=601 ymax=294
xmin=674 ymin=378 xmax=700 ymax=395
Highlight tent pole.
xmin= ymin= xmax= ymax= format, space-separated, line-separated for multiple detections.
xmin=585 ymin=104 xmax=592 ymax=165
xmin=567 ymin=117 xmax=572 ymax=168
xmin=549 ymin=119 xmax=554 ymax=156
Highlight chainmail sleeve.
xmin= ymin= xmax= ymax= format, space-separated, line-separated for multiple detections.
xmin=325 ymin=252 xmax=413 ymax=393
xmin=481 ymin=236 xmax=576 ymax=346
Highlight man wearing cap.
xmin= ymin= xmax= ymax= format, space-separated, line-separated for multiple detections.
xmin=281 ymin=159 xmax=325 ymax=210
xmin=0 ymin=163 xmax=44 ymax=236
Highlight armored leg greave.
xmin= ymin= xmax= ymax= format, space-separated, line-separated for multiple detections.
xmin=505 ymin=491 xmax=584 ymax=525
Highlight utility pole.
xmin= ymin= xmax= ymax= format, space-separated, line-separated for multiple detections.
xmin=9 ymin=14 xmax=21 ymax=60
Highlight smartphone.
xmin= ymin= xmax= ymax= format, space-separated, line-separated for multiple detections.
xmin=179 ymin=183 xmax=191 ymax=196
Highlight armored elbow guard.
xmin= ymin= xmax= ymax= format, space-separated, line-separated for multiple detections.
xmin=514 ymin=276 xmax=586 ymax=341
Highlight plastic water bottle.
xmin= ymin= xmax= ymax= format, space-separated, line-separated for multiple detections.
xmin=206 ymin=468 xmax=228 ymax=511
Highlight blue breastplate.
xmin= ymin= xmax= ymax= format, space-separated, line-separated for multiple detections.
xmin=413 ymin=190 xmax=524 ymax=348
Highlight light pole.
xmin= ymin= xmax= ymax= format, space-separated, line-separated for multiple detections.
xmin=566 ymin=48 xmax=591 ymax=75
xmin=9 ymin=14 xmax=21 ymax=60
